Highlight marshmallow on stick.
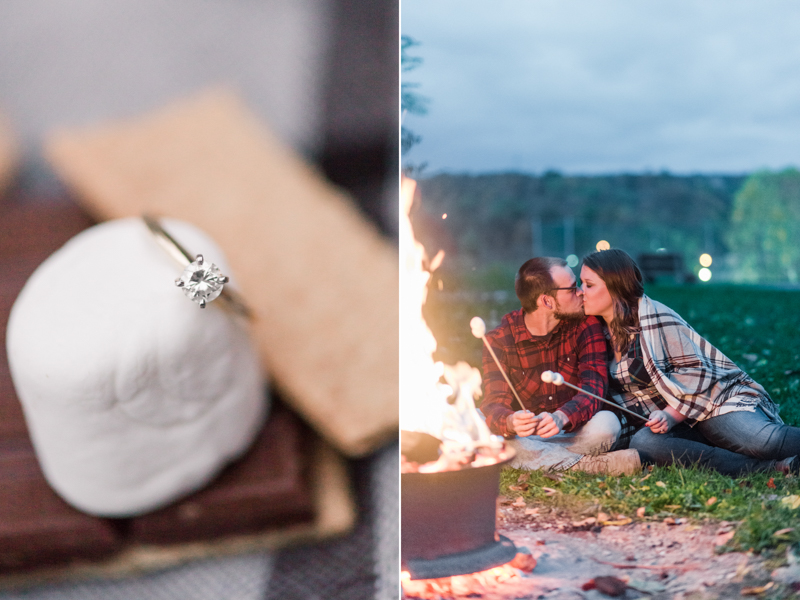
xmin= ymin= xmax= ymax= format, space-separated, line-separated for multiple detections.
xmin=470 ymin=316 xmax=525 ymax=411
xmin=541 ymin=370 xmax=648 ymax=422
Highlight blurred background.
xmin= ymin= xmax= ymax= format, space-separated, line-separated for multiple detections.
xmin=0 ymin=1 xmax=398 ymax=599
xmin=403 ymin=0 xmax=800 ymax=288
xmin=402 ymin=0 xmax=800 ymax=431
xmin=1 ymin=0 xmax=398 ymax=234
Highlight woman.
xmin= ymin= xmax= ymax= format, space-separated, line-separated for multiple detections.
xmin=580 ymin=248 xmax=799 ymax=477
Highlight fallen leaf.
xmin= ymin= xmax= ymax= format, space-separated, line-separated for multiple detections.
xmin=773 ymin=528 xmax=795 ymax=538
xmin=597 ymin=511 xmax=609 ymax=522
xmin=517 ymin=473 xmax=530 ymax=483
xmin=715 ymin=531 xmax=735 ymax=546
xmin=603 ymin=517 xmax=633 ymax=526
xmin=542 ymin=487 xmax=558 ymax=496
xmin=524 ymin=507 xmax=539 ymax=516
xmin=656 ymin=481 xmax=666 ymax=488
xmin=706 ymin=497 xmax=717 ymax=506
xmin=767 ymin=477 xmax=776 ymax=489
xmin=640 ymin=485 xmax=650 ymax=491
xmin=512 ymin=496 xmax=527 ymax=508
xmin=572 ymin=517 xmax=597 ymax=527
xmin=508 ymin=484 xmax=529 ymax=492
xmin=741 ymin=581 xmax=774 ymax=595
xmin=616 ymin=514 xmax=627 ymax=520
xmin=781 ymin=495 xmax=800 ymax=510
xmin=639 ymin=473 xmax=651 ymax=482
xmin=663 ymin=517 xmax=676 ymax=525
xmin=636 ymin=507 xmax=646 ymax=518
xmin=582 ymin=576 xmax=628 ymax=596
xmin=509 ymin=552 xmax=537 ymax=572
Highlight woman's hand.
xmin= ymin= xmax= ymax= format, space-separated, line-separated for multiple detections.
xmin=645 ymin=405 xmax=686 ymax=434
xmin=645 ymin=410 xmax=671 ymax=433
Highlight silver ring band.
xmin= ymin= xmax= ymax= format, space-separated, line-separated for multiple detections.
xmin=143 ymin=215 xmax=252 ymax=319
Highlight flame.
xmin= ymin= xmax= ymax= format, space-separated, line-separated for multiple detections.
xmin=401 ymin=562 xmax=520 ymax=598
xmin=399 ymin=177 xmax=496 ymax=458
xmin=399 ymin=177 xmax=450 ymax=437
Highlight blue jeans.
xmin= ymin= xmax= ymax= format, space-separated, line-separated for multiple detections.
xmin=630 ymin=407 xmax=800 ymax=477
xmin=507 ymin=410 xmax=622 ymax=471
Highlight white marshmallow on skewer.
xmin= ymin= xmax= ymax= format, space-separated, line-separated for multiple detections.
xmin=539 ymin=370 xmax=648 ymax=422
xmin=470 ymin=315 xmax=525 ymax=410
xmin=469 ymin=316 xmax=486 ymax=338
xmin=540 ymin=370 xmax=564 ymax=385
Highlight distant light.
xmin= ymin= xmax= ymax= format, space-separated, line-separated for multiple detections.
xmin=656 ymin=248 xmax=667 ymax=253
xmin=698 ymin=268 xmax=712 ymax=282
xmin=566 ymin=254 xmax=579 ymax=268
xmin=596 ymin=240 xmax=610 ymax=251
xmin=699 ymin=253 xmax=712 ymax=267
xmin=442 ymin=213 xmax=447 ymax=219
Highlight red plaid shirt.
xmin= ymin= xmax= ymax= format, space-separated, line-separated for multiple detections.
xmin=480 ymin=309 xmax=608 ymax=437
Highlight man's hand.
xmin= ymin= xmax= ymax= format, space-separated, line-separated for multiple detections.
xmin=536 ymin=411 xmax=568 ymax=438
xmin=506 ymin=410 xmax=540 ymax=437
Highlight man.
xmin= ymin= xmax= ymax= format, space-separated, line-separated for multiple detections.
xmin=481 ymin=257 xmax=640 ymax=475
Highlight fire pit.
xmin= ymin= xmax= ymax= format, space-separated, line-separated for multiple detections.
xmin=401 ymin=449 xmax=517 ymax=580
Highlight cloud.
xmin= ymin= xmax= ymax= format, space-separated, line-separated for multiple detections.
xmin=402 ymin=0 xmax=800 ymax=174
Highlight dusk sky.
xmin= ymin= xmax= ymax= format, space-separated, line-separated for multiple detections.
xmin=402 ymin=1 xmax=800 ymax=175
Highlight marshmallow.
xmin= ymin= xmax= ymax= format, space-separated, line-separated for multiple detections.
xmin=6 ymin=218 xmax=267 ymax=517
xmin=469 ymin=316 xmax=486 ymax=339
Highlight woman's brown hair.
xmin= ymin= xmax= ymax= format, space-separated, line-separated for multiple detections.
xmin=582 ymin=249 xmax=644 ymax=355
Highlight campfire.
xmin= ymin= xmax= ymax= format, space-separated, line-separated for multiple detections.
xmin=400 ymin=177 xmax=519 ymax=585
xmin=401 ymin=563 xmax=522 ymax=599
xmin=399 ymin=176 xmax=511 ymax=472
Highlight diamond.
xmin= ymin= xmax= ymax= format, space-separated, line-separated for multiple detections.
xmin=175 ymin=254 xmax=228 ymax=308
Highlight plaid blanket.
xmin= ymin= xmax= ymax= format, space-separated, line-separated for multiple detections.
xmin=611 ymin=295 xmax=782 ymax=425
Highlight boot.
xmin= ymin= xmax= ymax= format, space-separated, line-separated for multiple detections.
xmin=569 ymin=449 xmax=642 ymax=476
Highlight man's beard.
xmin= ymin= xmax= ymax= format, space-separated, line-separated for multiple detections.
xmin=554 ymin=301 xmax=585 ymax=322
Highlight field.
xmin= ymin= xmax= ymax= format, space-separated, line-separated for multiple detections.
xmin=423 ymin=282 xmax=800 ymax=556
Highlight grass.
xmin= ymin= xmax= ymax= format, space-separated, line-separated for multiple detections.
xmin=498 ymin=465 xmax=800 ymax=555
xmin=423 ymin=278 xmax=800 ymax=555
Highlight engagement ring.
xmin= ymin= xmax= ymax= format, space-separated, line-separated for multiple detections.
xmin=143 ymin=215 xmax=252 ymax=318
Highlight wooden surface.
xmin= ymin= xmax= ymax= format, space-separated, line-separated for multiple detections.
xmin=0 ymin=194 xmax=355 ymax=581
xmin=45 ymin=89 xmax=399 ymax=457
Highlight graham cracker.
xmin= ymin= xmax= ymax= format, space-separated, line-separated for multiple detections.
xmin=45 ymin=89 xmax=398 ymax=457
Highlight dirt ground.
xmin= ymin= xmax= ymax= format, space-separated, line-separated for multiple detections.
xmin=402 ymin=499 xmax=800 ymax=600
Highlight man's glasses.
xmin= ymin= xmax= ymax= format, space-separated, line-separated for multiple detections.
xmin=550 ymin=284 xmax=580 ymax=294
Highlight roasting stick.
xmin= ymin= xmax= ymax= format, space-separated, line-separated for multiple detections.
xmin=540 ymin=370 xmax=649 ymax=422
xmin=470 ymin=317 xmax=525 ymax=412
